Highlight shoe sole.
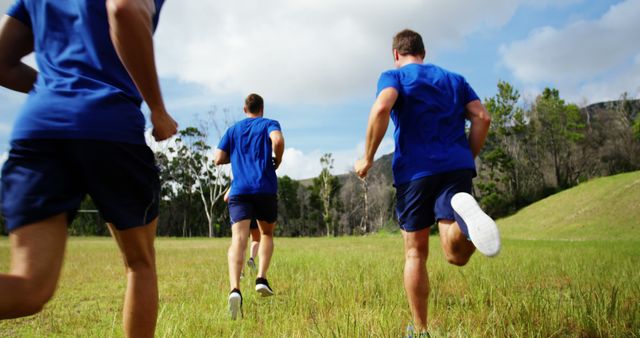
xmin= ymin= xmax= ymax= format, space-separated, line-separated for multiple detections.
xmin=451 ymin=192 xmax=501 ymax=257
xmin=228 ymin=293 xmax=242 ymax=320
xmin=256 ymin=284 xmax=274 ymax=297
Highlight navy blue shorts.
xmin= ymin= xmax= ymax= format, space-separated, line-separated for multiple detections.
xmin=395 ymin=169 xmax=474 ymax=232
xmin=228 ymin=194 xmax=277 ymax=225
xmin=1 ymin=139 xmax=160 ymax=232
xmin=249 ymin=218 xmax=258 ymax=230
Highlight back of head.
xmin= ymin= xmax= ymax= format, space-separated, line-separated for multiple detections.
xmin=392 ymin=29 xmax=425 ymax=58
xmin=245 ymin=93 xmax=264 ymax=114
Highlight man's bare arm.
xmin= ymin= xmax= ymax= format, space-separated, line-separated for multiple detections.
xmin=0 ymin=15 xmax=37 ymax=93
xmin=270 ymin=130 xmax=285 ymax=170
xmin=355 ymin=87 xmax=398 ymax=178
xmin=214 ymin=149 xmax=230 ymax=166
xmin=106 ymin=0 xmax=177 ymax=141
xmin=465 ymin=99 xmax=491 ymax=158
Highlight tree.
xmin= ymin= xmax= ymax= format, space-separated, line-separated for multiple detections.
xmin=156 ymin=108 xmax=235 ymax=237
xmin=316 ymin=153 xmax=341 ymax=236
xmin=479 ymin=80 xmax=543 ymax=215
xmin=360 ymin=178 xmax=369 ymax=233
xmin=172 ymin=127 xmax=229 ymax=237
xmin=277 ymin=175 xmax=302 ymax=235
xmin=531 ymin=88 xmax=585 ymax=189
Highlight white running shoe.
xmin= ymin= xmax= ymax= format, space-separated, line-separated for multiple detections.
xmin=255 ymin=277 xmax=274 ymax=297
xmin=228 ymin=289 xmax=242 ymax=320
xmin=451 ymin=192 xmax=501 ymax=257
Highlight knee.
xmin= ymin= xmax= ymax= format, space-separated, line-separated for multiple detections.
xmin=251 ymin=231 xmax=261 ymax=242
xmin=260 ymin=225 xmax=274 ymax=237
xmin=123 ymin=250 xmax=155 ymax=273
xmin=16 ymin=280 xmax=56 ymax=317
xmin=445 ymin=253 xmax=470 ymax=267
xmin=405 ymin=246 xmax=428 ymax=262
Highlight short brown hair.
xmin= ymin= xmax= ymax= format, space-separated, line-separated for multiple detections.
xmin=392 ymin=29 xmax=425 ymax=57
xmin=244 ymin=93 xmax=264 ymax=114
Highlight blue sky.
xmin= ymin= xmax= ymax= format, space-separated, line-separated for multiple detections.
xmin=1 ymin=0 xmax=638 ymax=179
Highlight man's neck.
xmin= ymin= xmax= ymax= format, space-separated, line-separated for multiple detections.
xmin=396 ymin=55 xmax=424 ymax=68
xmin=245 ymin=112 xmax=263 ymax=118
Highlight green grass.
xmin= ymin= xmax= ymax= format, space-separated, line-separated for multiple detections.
xmin=0 ymin=236 xmax=638 ymax=337
xmin=499 ymin=171 xmax=640 ymax=240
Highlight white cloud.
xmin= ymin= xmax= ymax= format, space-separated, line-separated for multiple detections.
xmin=500 ymin=0 xmax=640 ymax=103
xmin=154 ymin=0 xmax=557 ymax=105
xmin=521 ymin=0 xmax=585 ymax=9
xmin=577 ymin=53 xmax=640 ymax=102
xmin=278 ymin=148 xmax=324 ymax=180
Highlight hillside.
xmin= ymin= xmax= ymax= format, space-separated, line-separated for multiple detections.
xmin=498 ymin=171 xmax=640 ymax=241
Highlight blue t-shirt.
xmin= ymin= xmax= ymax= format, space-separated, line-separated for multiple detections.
xmin=218 ymin=117 xmax=281 ymax=196
xmin=377 ymin=63 xmax=479 ymax=185
xmin=6 ymin=0 xmax=164 ymax=145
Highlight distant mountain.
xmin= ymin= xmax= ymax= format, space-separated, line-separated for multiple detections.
xmin=581 ymin=99 xmax=639 ymax=125
xmin=582 ymin=99 xmax=639 ymax=115
xmin=298 ymin=152 xmax=393 ymax=186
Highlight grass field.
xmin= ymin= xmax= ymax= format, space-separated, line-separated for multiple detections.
xmin=499 ymin=171 xmax=640 ymax=241
xmin=0 ymin=236 xmax=638 ymax=337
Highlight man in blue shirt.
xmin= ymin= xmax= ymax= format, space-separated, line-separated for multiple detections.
xmin=215 ymin=93 xmax=284 ymax=320
xmin=0 ymin=1 xmax=177 ymax=337
xmin=355 ymin=29 xmax=500 ymax=333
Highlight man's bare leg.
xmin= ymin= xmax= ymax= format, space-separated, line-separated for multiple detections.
xmin=108 ymin=219 xmax=158 ymax=338
xmin=438 ymin=220 xmax=475 ymax=266
xmin=256 ymin=221 xmax=275 ymax=279
xmin=402 ymin=227 xmax=430 ymax=332
xmin=250 ymin=228 xmax=260 ymax=261
xmin=228 ymin=220 xmax=250 ymax=290
xmin=0 ymin=213 xmax=67 ymax=318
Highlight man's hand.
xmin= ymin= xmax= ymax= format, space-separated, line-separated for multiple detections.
xmin=269 ymin=130 xmax=284 ymax=171
xmin=273 ymin=156 xmax=281 ymax=170
xmin=150 ymin=109 xmax=178 ymax=141
xmin=223 ymin=188 xmax=230 ymax=203
xmin=355 ymin=158 xmax=373 ymax=179
xmin=108 ymin=0 xmax=173 ymax=140
xmin=465 ymin=100 xmax=491 ymax=158
xmin=357 ymin=87 xmax=396 ymax=179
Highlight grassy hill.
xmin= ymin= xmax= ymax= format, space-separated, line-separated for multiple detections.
xmin=498 ymin=171 xmax=640 ymax=241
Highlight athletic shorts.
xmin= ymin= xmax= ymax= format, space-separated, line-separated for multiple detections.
xmin=395 ymin=169 xmax=474 ymax=232
xmin=1 ymin=139 xmax=160 ymax=232
xmin=249 ymin=218 xmax=258 ymax=229
xmin=228 ymin=194 xmax=277 ymax=225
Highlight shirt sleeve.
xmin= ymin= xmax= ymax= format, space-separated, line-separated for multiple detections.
xmin=267 ymin=120 xmax=281 ymax=134
xmin=461 ymin=77 xmax=480 ymax=104
xmin=7 ymin=0 xmax=31 ymax=28
xmin=217 ymin=129 xmax=231 ymax=153
xmin=376 ymin=71 xmax=400 ymax=97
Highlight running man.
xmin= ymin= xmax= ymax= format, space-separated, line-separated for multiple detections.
xmin=224 ymin=187 xmax=261 ymax=273
xmin=0 ymin=1 xmax=177 ymax=337
xmin=214 ymin=93 xmax=284 ymax=320
xmin=355 ymin=29 xmax=500 ymax=334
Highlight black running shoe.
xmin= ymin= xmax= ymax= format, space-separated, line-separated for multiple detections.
xmin=247 ymin=257 xmax=256 ymax=271
xmin=228 ymin=288 xmax=242 ymax=320
xmin=255 ymin=277 xmax=274 ymax=297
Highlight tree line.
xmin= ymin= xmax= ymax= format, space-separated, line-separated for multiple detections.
xmin=2 ymin=82 xmax=638 ymax=236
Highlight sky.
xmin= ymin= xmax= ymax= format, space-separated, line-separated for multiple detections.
xmin=1 ymin=0 xmax=639 ymax=179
